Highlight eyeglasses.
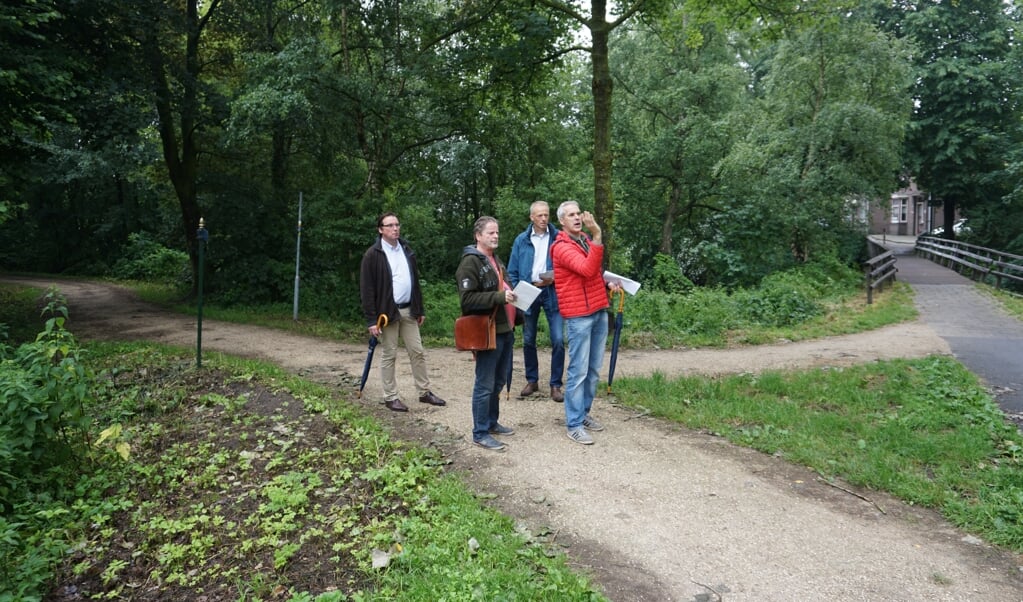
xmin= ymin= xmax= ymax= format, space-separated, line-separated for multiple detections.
xmin=381 ymin=223 xmax=400 ymax=228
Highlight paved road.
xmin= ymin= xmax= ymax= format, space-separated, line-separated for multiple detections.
xmin=873 ymin=235 xmax=1023 ymax=415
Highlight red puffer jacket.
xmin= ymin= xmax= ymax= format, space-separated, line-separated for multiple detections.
xmin=551 ymin=231 xmax=609 ymax=319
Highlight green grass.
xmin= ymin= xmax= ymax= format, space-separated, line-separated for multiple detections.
xmin=0 ymin=283 xmax=49 ymax=344
xmin=7 ymin=341 xmax=605 ymax=600
xmin=133 ymin=276 xmax=918 ymax=350
xmin=979 ymin=283 xmax=1023 ymax=321
xmin=613 ymin=356 xmax=1023 ymax=552
xmin=725 ymin=281 xmax=918 ymax=346
xmin=6 ymin=271 xmax=1022 ymax=596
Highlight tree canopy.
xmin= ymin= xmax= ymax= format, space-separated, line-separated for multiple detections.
xmin=2 ymin=0 xmax=1021 ymax=307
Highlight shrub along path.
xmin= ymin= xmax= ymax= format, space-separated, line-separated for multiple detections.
xmin=4 ymin=275 xmax=1022 ymax=601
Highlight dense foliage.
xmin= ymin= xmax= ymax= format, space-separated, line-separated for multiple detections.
xmin=0 ymin=291 xmax=100 ymax=598
xmin=1 ymin=0 xmax=1021 ymax=304
xmin=878 ymin=0 xmax=1023 ymax=247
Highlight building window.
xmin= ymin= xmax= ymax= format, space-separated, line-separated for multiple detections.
xmin=890 ymin=197 xmax=907 ymax=223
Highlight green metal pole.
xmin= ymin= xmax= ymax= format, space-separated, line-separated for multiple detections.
xmin=293 ymin=192 xmax=303 ymax=321
xmin=196 ymin=218 xmax=208 ymax=369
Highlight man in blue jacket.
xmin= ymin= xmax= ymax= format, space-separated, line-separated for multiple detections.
xmin=507 ymin=201 xmax=565 ymax=402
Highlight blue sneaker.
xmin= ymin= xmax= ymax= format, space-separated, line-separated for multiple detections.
xmin=489 ymin=423 xmax=515 ymax=436
xmin=473 ymin=434 xmax=507 ymax=451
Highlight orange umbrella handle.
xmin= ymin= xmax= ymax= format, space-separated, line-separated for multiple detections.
xmin=609 ymin=288 xmax=625 ymax=312
xmin=376 ymin=314 xmax=389 ymax=330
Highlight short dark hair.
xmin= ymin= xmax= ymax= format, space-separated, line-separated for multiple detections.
xmin=377 ymin=212 xmax=398 ymax=228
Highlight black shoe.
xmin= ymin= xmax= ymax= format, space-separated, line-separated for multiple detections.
xmin=419 ymin=391 xmax=446 ymax=406
xmin=384 ymin=398 xmax=409 ymax=412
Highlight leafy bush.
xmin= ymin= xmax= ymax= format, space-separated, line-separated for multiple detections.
xmin=110 ymin=232 xmax=189 ymax=285
xmin=731 ymin=259 xmax=861 ymax=327
xmin=1 ymin=290 xmax=101 ymax=598
xmin=0 ymin=290 xmax=94 ymax=512
xmin=733 ymin=282 xmax=822 ymax=327
xmin=418 ymin=280 xmax=462 ymax=343
xmin=649 ymin=253 xmax=695 ymax=294
xmin=622 ymin=260 xmax=864 ymax=345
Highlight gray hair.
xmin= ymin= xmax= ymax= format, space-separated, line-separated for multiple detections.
xmin=529 ymin=200 xmax=549 ymax=215
xmin=556 ymin=201 xmax=580 ymax=221
xmin=473 ymin=215 xmax=498 ymax=235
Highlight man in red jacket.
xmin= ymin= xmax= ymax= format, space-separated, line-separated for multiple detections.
xmin=551 ymin=201 xmax=621 ymax=445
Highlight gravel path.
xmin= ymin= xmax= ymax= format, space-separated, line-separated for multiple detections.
xmin=5 ymin=274 xmax=1022 ymax=601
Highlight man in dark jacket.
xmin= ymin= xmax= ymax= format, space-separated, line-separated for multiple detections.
xmin=507 ymin=201 xmax=565 ymax=402
xmin=360 ymin=212 xmax=446 ymax=412
xmin=456 ymin=216 xmax=517 ymax=451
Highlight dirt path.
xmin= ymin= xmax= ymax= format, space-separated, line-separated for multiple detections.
xmin=9 ymin=276 xmax=1023 ymax=601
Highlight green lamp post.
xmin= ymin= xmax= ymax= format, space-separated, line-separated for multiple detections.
xmin=196 ymin=217 xmax=208 ymax=368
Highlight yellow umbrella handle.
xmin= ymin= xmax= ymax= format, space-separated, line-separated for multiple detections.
xmin=376 ymin=314 xmax=389 ymax=330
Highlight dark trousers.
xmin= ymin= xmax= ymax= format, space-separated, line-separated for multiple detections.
xmin=471 ymin=330 xmax=514 ymax=440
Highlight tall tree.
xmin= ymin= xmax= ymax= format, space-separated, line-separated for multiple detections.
xmin=0 ymin=0 xmax=74 ymax=224
xmin=531 ymin=0 xmax=853 ymax=264
xmin=612 ymin=15 xmax=747 ymax=271
xmin=130 ymin=0 xmax=230 ymax=293
xmin=712 ymin=16 xmax=912 ymax=284
xmin=890 ymin=0 xmax=1022 ymax=240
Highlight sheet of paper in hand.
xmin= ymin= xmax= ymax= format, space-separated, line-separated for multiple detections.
xmin=602 ymin=271 xmax=641 ymax=295
xmin=511 ymin=281 xmax=541 ymax=311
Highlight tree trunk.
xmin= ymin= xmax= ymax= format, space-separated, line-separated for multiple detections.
xmin=142 ymin=0 xmax=219 ymax=298
xmin=942 ymin=199 xmax=957 ymax=240
xmin=659 ymin=182 xmax=680 ymax=255
xmin=590 ymin=0 xmax=614 ymax=267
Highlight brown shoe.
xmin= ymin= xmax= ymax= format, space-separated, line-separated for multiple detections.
xmin=384 ymin=398 xmax=409 ymax=412
xmin=419 ymin=391 xmax=446 ymax=406
xmin=550 ymin=386 xmax=564 ymax=403
xmin=519 ymin=382 xmax=539 ymax=397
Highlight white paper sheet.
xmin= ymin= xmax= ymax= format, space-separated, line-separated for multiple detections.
xmin=602 ymin=271 xmax=642 ymax=295
xmin=511 ymin=281 xmax=542 ymax=310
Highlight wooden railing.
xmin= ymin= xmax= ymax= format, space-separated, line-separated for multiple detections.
xmin=915 ymin=235 xmax=1023 ymax=290
xmin=863 ymin=249 xmax=897 ymax=304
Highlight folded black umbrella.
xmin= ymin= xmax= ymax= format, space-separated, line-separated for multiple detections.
xmin=358 ymin=314 xmax=389 ymax=398
xmin=607 ymin=290 xmax=625 ymax=394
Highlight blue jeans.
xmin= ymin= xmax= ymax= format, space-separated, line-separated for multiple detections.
xmin=564 ymin=311 xmax=608 ymax=430
xmin=471 ymin=330 xmax=515 ymax=441
xmin=522 ymin=295 xmax=564 ymax=387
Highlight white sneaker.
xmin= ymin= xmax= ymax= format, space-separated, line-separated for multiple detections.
xmin=583 ymin=415 xmax=605 ymax=432
xmin=566 ymin=428 xmax=594 ymax=445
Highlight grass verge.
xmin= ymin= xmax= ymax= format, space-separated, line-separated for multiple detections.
xmin=135 ymin=278 xmax=918 ymax=350
xmin=613 ymin=356 xmax=1023 ymax=552
xmin=6 ymin=338 xmax=604 ymax=600
xmin=978 ymin=283 xmax=1023 ymax=321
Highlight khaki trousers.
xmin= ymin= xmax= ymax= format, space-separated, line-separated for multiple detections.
xmin=378 ymin=306 xmax=431 ymax=401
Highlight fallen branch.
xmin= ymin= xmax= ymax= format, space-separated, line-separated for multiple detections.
xmin=691 ymin=579 xmax=722 ymax=601
xmin=817 ymin=476 xmax=886 ymax=515
xmin=625 ymin=406 xmax=651 ymax=421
